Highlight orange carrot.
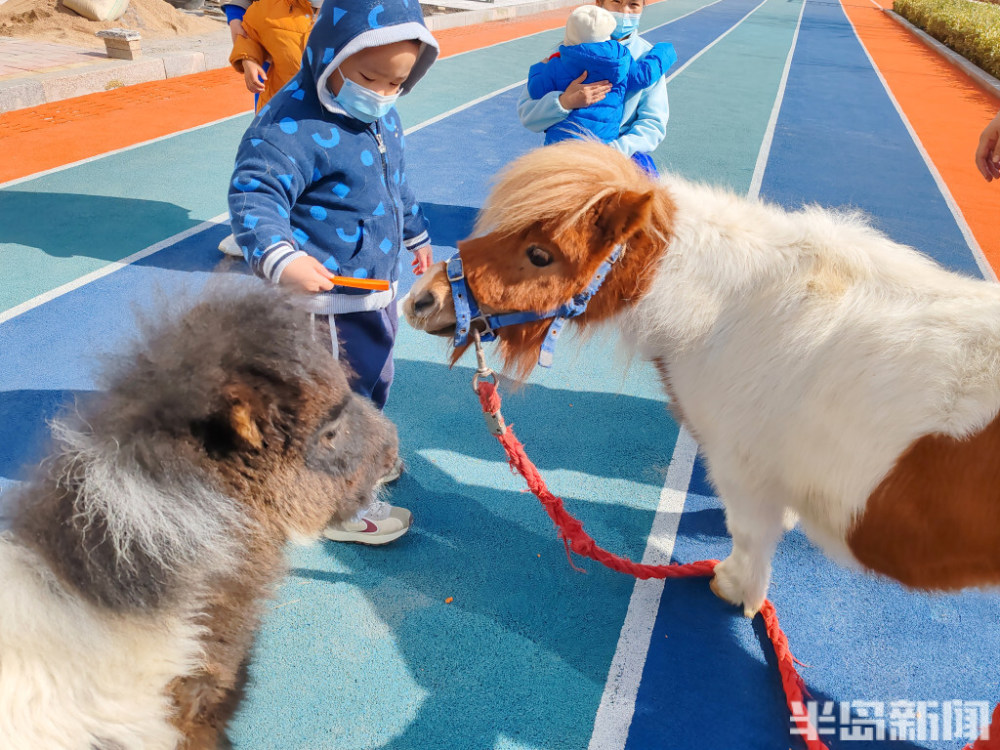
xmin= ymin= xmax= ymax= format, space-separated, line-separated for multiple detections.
xmin=328 ymin=275 xmax=390 ymax=291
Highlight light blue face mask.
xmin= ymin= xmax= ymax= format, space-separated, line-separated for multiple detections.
xmin=609 ymin=11 xmax=641 ymax=39
xmin=334 ymin=70 xmax=399 ymax=124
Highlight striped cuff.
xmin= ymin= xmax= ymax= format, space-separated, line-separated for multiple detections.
xmin=404 ymin=230 xmax=430 ymax=252
xmin=256 ymin=241 xmax=306 ymax=283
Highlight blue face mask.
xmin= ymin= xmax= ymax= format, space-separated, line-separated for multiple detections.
xmin=609 ymin=11 xmax=641 ymax=39
xmin=334 ymin=70 xmax=399 ymax=124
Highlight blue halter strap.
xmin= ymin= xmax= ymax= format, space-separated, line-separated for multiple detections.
xmin=446 ymin=243 xmax=624 ymax=368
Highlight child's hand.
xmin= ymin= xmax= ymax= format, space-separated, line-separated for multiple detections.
xmin=411 ymin=247 xmax=433 ymax=276
xmin=229 ymin=18 xmax=246 ymax=43
xmin=976 ymin=110 xmax=1000 ymax=181
xmin=278 ymin=256 xmax=335 ymax=293
xmin=242 ymin=60 xmax=267 ymax=95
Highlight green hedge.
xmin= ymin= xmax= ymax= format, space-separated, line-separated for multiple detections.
xmin=894 ymin=0 xmax=1000 ymax=80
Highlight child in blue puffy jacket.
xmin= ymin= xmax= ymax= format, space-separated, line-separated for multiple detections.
xmin=228 ymin=0 xmax=439 ymax=545
xmin=527 ymin=5 xmax=676 ymax=145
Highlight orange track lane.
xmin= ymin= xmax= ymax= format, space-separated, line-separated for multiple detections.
xmin=0 ymin=17 xmax=572 ymax=184
xmin=841 ymin=0 xmax=1000 ymax=274
xmin=0 ymin=69 xmax=251 ymax=184
xmin=0 ymin=2 xmax=668 ymax=184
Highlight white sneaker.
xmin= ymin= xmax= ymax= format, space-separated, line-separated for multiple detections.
xmin=218 ymin=233 xmax=243 ymax=257
xmin=322 ymin=500 xmax=412 ymax=545
xmin=377 ymin=457 xmax=404 ymax=486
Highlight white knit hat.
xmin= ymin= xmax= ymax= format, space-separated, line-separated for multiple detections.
xmin=564 ymin=5 xmax=617 ymax=45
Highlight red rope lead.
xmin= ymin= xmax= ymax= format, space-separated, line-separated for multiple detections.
xmin=965 ymin=704 xmax=1000 ymax=750
xmin=477 ymin=380 xmax=829 ymax=750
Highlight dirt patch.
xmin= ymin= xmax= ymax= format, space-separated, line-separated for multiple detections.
xmin=0 ymin=0 xmax=224 ymax=48
xmin=419 ymin=3 xmax=469 ymax=14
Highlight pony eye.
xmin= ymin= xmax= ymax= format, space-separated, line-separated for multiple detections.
xmin=526 ymin=245 xmax=553 ymax=267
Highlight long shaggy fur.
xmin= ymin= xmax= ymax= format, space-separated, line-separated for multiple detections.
xmin=0 ymin=280 xmax=398 ymax=749
xmin=474 ymin=135 xmax=673 ymax=252
xmin=631 ymin=173 xmax=1000 ymax=611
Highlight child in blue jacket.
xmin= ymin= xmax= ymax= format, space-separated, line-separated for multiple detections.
xmin=527 ymin=5 xmax=676 ymax=146
xmin=228 ymin=0 xmax=438 ymax=545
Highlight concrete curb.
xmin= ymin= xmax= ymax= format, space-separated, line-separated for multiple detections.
xmin=424 ymin=0 xmax=580 ymax=31
xmin=0 ymin=0 xmax=572 ymax=113
xmin=884 ymin=9 xmax=1000 ymax=100
xmin=0 ymin=57 xmax=171 ymax=112
xmin=0 ymin=30 xmax=234 ymax=113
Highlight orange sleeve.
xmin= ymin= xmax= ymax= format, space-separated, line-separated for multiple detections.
xmin=229 ymin=6 xmax=267 ymax=71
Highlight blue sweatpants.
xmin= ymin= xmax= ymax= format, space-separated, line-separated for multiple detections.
xmin=318 ymin=304 xmax=398 ymax=410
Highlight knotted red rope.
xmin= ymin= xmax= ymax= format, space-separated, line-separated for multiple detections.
xmin=476 ymin=378 xmax=830 ymax=750
xmin=965 ymin=704 xmax=1000 ymax=750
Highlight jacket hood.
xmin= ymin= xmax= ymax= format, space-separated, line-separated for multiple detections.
xmin=557 ymin=41 xmax=631 ymax=81
xmin=306 ymin=0 xmax=439 ymax=112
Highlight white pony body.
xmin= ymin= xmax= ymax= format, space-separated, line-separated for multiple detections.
xmin=0 ymin=535 xmax=200 ymax=750
xmin=403 ymin=140 xmax=1000 ymax=615
xmin=623 ymin=177 xmax=1000 ymax=608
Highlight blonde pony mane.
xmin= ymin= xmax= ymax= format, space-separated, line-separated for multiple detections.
xmin=473 ymin=140 xmax=671 ymax=249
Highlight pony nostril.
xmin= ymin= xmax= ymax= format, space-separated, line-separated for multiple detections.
xmin=413 ymin=291 xmax=436 ymax=314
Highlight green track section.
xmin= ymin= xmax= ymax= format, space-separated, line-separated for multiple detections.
xmin=654 ymin=0 xmax=803 ymax=193
xmin=398 ymin=0 xmax=730 ymax=129
xmin=0 ymin=117 xmax=251 ymax=313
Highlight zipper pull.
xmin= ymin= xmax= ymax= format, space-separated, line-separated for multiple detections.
xmin=374 ymin=126 xmax=386 ymax=154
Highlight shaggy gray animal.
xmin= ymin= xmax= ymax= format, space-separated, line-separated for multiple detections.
xmin=0 ymin=281 xmax=398 ymax=750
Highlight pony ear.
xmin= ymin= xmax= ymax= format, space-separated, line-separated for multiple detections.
xmin=222 ymin=382 xmax=264 ymax=449
xmin=595 ymin=190 xmax=655 ymax=247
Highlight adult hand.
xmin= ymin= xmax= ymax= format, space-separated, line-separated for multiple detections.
xmin=242 ymin=59 xmax=267 ymax=95
xmin=278 ymin=256 xmax=335 ymax=293
xmin=558 ymin=71 xmax=612 ymax=110
xmin=410 ymin=246 xmax=433 ymax=275
xmin=975 ymin=110 xmax=1000 ymax=181
xmin=228 ymin=18 xmax=246 ymax=43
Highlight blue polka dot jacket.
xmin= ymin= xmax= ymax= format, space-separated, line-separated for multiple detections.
xmin=228 ymin=0 xmax=439 ymax=314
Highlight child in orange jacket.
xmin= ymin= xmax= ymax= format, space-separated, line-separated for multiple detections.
xmin=229 ymin=0 xmax=321 ymax=111
xmin=220 ymin=0 xmax=319 ymax=257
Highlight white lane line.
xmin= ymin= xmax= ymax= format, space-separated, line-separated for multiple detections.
xmin=0 ymin=213 xmax=229 ymax=326
xmin=589 ymin=0 xmax=806 ymax=742
xmin=643 ymin=0 xmax=729 ymax=35
xmin=405 ymin=80 xmax=527 ymax=135
xmin=0 ymin=0 xmax=738 ymax=191
xmin=839 ymin=0 xmax=998 ymax=282
xmin=0 ymin=79 xmax=527 ymax=326
xmin=405 ymin=0 xmax=737 ymax=136
xmin=0 ymin=0 xmax=717 ymax=189
xmin=587 ymin=427 xmax=699 ymax=750
xmin=0 ymin=112 xmax=252 ymax=190
xmin=665 ymin=0 xmax=773 ymax=84
xmin=748 ymin=0 xmax=808 ymax=199
xmin=0 ymin=0 xmax=766 ymax=322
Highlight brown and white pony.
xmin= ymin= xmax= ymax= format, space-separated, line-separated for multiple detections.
xmin=404 ymin=139 xmax=1000 ymax=617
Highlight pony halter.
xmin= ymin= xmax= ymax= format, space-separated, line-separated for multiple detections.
xmin=446 ymin=243 xmax=624 ymax=368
